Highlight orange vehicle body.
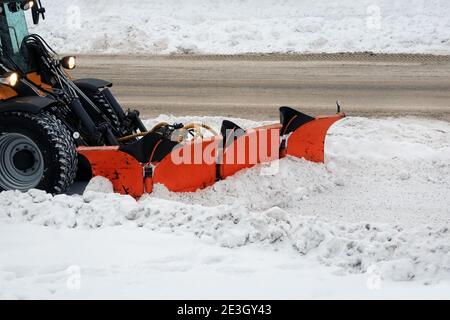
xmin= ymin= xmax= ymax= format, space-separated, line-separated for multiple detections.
xmin=0 ymin=85 xmax=17 ymax=100
xmin=0 ymin=72 xmax=53 ymax=101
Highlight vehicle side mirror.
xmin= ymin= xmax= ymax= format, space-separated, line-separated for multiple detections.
xmin=31 ymin=1 xmax=46 ymax=25
xmin=32 ymin=4 xmax=40 ymax=24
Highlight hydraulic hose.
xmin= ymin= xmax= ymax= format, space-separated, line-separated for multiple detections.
xmin=117 ymin=123 xmax=218 ymax=143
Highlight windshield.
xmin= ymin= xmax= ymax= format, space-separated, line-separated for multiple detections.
xmin=0 ymin=3 xmax=33 ymax=72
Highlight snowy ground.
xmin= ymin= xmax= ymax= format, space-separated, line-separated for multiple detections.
xmin=1 ymin=115 xmax=449 ymax=299
xmin=30 ymin=0 xmax=450 ymax=55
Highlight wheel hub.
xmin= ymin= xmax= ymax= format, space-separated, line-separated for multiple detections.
xmin=13 ymin=148 xmax=37 ymax=172
xmin=0 ymin=133 xmax=44 ymax=191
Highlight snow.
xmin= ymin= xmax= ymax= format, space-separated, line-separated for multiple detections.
xmin=84 ymin=176 xmax=114 ymax=194
xmin=1 ymin=223 xmax=450 ymax=299
xmin=29 ymin=0 xmax=450 ymax=55
xmin=1 ymin=115 xmax=450 ymax=299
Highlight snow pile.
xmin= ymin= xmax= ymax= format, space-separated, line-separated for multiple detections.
xmin=84 ymin=176 xmax=114 ymax=194
xmin=1 ymin=187 xmax=450 ymax=282
xmin=1 ymin=116 xmax=449 ymax=282
xmin=30 ymin=0 xmax=450 ymax=55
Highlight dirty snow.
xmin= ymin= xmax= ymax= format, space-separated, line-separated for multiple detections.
xmin=1 ymin=115 xmax=450 ymax=299
xmin=29 ymin=0 xmax=450 ymax=55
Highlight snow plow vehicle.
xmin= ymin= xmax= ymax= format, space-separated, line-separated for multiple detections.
xmin=0 ymin=0 xmax=345 ymax=198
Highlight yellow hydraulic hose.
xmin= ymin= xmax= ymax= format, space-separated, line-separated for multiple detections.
xmin=117 ymin=122 xmax=218 ymax=143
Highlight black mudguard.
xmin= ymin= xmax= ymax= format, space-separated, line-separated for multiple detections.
xmin=0 ymin=96 xmax=57 ymax=114
xmin=74 ymin=78 xmax=112 ymax=93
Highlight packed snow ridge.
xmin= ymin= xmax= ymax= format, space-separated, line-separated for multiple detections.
xmin=31 ymin=0 xmax=450 ymax=55
xmin=1 ymin=116 xmax=449 ymax=282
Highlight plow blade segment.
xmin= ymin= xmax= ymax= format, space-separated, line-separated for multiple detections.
xmin=221 ymin=124 xmax=281 ymax=179
xmin=285 ymin=114 xmax=345 ymax=163
xmin=153 ymin=137 xmax=222 ymax=192
xmin=77 ymin=147 xmax=145 ymax=198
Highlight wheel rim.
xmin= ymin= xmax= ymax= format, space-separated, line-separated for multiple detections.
xmin=0 ymin=133 xmax=44 ymax=191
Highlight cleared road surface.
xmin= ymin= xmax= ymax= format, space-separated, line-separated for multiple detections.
xmin=73 ymin=54 xmax=450 ymax=121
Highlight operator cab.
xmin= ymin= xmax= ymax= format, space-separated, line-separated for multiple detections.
xmin=0 ymin=0 xmax=45 ymax=73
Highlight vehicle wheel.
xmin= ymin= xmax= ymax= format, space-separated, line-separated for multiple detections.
xmin=0 ymin=111 xmax=78 ymax=194
xmin=90 ymin=90 xmax=122 ymax=132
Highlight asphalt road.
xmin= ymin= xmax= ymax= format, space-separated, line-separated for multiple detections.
xmin=72 ymin=53 xmax=450 ymax=121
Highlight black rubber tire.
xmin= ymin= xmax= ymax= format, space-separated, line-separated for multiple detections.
xmin=0 ymin=111 xmax=78 ymax=194
xmin=86 ymin=90 xmax=135 ymax=137
xmin=90 ymin=90 xmax=122 ymax=133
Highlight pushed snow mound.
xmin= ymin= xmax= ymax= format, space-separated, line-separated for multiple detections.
xmin=31 ymin=0 xmax=450 ymax=55
xmin=1 ymin=188 xmax=450 ymax=282
xmin=1 ymin=116 xmax=449 ymax=281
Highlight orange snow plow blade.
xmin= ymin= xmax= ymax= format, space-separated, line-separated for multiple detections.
xmin=153 ymin=137 xmax=222 ymax=192
xmin=77 ymin=107 xmax=345 ymax=198
xmin=280 ymin=107 xmax=345 ymax=163
xmin=221 ymin=123 xmax=281 ymax=179
xmin=77 ymin=147 xmax=145 ymax=198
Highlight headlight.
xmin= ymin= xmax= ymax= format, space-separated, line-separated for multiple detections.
xmin=0 ymin=72 xmax=19 ymax=87
xmin=21 ymin=1 xmax=35 ymax=10
xmin=60 ymin=56 xmax=77 ymax=70
xmin=8 ymin=73 xmax=19 ymax=86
